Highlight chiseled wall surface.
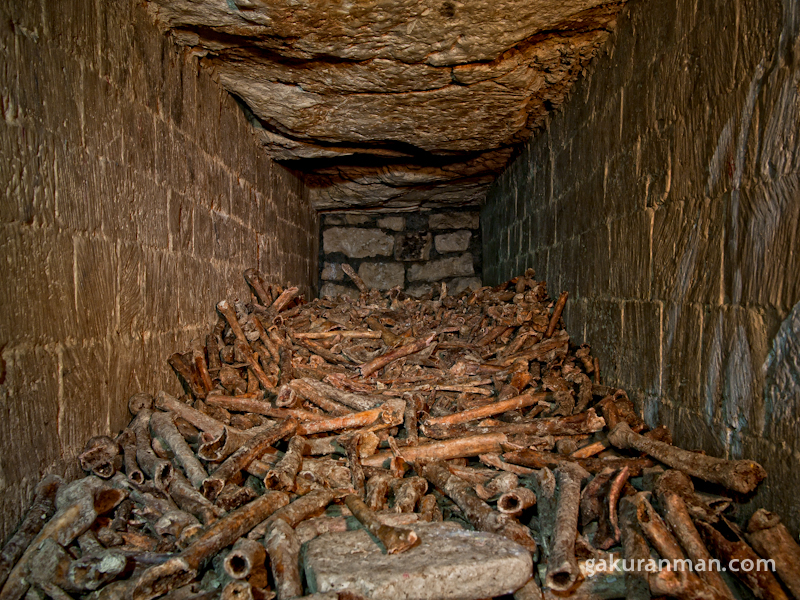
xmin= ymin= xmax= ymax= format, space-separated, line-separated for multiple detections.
xmin=0 ymin=0 xmax=318 ymax=538
xmin=483 ymin=0 xmax=800 ymax=531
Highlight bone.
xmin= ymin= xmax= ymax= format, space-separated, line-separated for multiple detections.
xmin=129 ymin=491 xmax=289 ymax=600
xmin=618 ymin=496 xmax=651 ymax=600
xmin=247 ymin=489 xmax=336 ymax=541
xmin=296 ymin=399 xmax=404 ymax=437
xmin=265 ymin=435 xmax=307 ymax=491
xmin=544 ymin=463 xmax=589 ymax=592
xmin=654 ymin=471 xmax=734 ymax=599
xmin=79 ymin=436 xmax=122 ymax=479
xmin=632 ymin=493 xmax=730 ymax=600
xmin=418 ymin=494 xmax=443 ymax=522
xmin=422 ymin=392 xmax=550 ymax=429
xmin=544 ymin=291 xmax=569 ymax=339
xmin=150 ymin=411 xmax=208 ymax=489
xmin=295 ymin=378 xmax=380 ymax=412
xmin=0 ymin=475 xmax=62 ymax=591
xmin=425 ymin=409 xmax=605 ymax=439
xmin=697 ymin=519 xmax=788 ymax=600
xmin=607 ymin=422 xmax=767 ymax=494
xmin=746 ymin=509 xmax=800 ymax=598
xmin=359 ymin=333 xmax=437 ymax=378
xmin=502 ymin=448 xmax=653 ymax=476
xmin=344 ymin=494 xmax=420 ymax=554
xmin=201 ymin=419 xmax=298 ymax=500
xmin=497 ymin=487 xmax=537 ymax=517
xmin=392 ymin=476 xmax=428 ymax=513
xmin=365 ymin=471 xmax=395 ymax=511
xmin=362 ymin=433 xmax=507 ymax=468
xmin=264 ymin=518 xmax=304 ymax=600
xmin=1 ymin=478 xmax=126 ymax=600
xmin=418 ymin=460 xmax=536 ymax=553
xmin=223 ymin=538 xmax=267 ymax=581
xmin=289 ymin=379 xmax=353 ymax=415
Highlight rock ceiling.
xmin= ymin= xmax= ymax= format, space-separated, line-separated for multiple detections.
xmin=146 ymin=0 xmax=624 ymax=210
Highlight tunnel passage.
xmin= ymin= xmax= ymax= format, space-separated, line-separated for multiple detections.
xmin=1 ymin=0 xmax=799 ymax=596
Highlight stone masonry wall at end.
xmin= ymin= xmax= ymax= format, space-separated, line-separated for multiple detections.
xmin=319 ymin=210 xmax=482 ymax=298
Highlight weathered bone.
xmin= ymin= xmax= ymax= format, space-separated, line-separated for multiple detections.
xmin=746 ymin=509 xmax=800 ymax=598
xmin=607 ymin=422 xmax=766 ymax=494
xmin=544 ymin=463 xmax=589 ymax=592
xmin=344 ymin=494 xmax=420 ymax=554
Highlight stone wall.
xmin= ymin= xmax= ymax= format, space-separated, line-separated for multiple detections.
xmin=483 ymin=0 xmax=800 ymax=531
xmin=0 ymin=0 xmax=318 ymax=539
xmin=319 ymin=210 xmax=481 ymax=298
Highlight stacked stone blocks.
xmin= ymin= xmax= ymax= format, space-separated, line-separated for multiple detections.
xmin=320 ymin=210 xmax=481 ymax=298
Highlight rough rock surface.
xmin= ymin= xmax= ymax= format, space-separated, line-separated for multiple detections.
xmin=408 ymin=254 xmax=475 ymax=282
xmin=323 ymin=228 xmax=394 ymax=258
xmin=145 ymin=0 xmax=624 ymax=208
xmin=435 ymin=231 xmax=472 ymax=253
xmin=303 ymin=522 xmax=533 ymax=600
xmin=358 ymin=262 xmax=406 ymax=290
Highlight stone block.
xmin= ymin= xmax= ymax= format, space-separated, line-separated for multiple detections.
xmin=56 ymin=146 xmax=103 ymax=233
xmin=449 ymin=276 xmax=482 ymax=295
xmin=358 ymin=262 xmax=405 ymax=290
xmin=699 ymin=305 xmax=772 ymax=450
xmin=319 ymin=282 xmax=359 ymax=299
xmin=321 ymin=262 xmax=344 ymax=281
xmin=212 ymin=211 xmax=250 ymax=262
xmin=123 ymin=101 xmax=156 ymax=175
xmin=142 ymin=248 xmax=180 ymax=331
xmin=168 ymin=190 xmax=194 ymax=254
xmin=661 ymin=302 xmax=703 ymax=413
xmin=407 ymin=254 xmax=474 ymax=282
xmin=608 ymin=210 xmax=652 ymax=300
xmin=0 ymin=226 xmax=75 ymax=346
xmin=435 ymin=230 xmax=471 ymax=254
xmin=428 ymin=212 xmax=479 ymax=230
xmin=0 ymin=123 xmax=56 ymax=226
xmin=60 ymin=341 xmax=110 ymax=457
xmin=731 ymin=181 xmax=800 ymax=312
xmin=117 ymin=243 xmax=144 ymax=335
xmin=323 ymin=227 xmax=394 ymax=258
xmin=583 ymin=299 xmax=623 ymax=386
xmin=377 ymin=216 xmax=405 ymax=231
xmin=325 ymin=214 xmax=373 ymax=226
xmin=406 ymin=283 xmax=435 ymax=298
xmin=651 ymin=197 xmax=723 ymax=305
xmin=0 ymin=346 xmax=60 ymax=494
xmin=74 ymin=235 xmax=117 ymax=338
xmin=618 ymin=300 xmax=663 ymax=397
xmin=303 ymin=522 xmax=532 ymax=600
xmin=134 ymin=173 xmax=169 ymax=249
xmin=394 ymin=232 xmax=432 ymax=261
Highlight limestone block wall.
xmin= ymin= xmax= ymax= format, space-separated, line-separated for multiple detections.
xmin=482 ymin=0 xmax=800 ymax=532
xmin=320 ymin=210 xmax=482 ymax=298
xmin=0 ymin=0 xmax=318 ymax=538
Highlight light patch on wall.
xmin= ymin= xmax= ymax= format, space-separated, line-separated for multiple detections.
xmin=722 ymin=324 xmax=755 ymax=459
xmin=706 ymin=116 xmax=735 ymax=195
xmin=704 ymin=312 xmax=723 ymax=428
xmin=763 ymin=302 xmax=800 ymax=440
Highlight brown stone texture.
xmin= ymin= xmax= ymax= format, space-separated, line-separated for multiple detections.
xmin=0 ymin=0 xmax=318 ymax=540
xmin=145 ymin=0 xmax=625 ymax=209
xmin=482 ymin=0 xmax=800 ymax=532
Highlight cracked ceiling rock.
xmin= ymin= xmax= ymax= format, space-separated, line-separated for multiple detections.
xmin=146 ymin=0 xmax=624 ymax=208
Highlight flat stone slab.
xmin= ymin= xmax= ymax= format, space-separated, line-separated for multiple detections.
xmin=303 ymin=522 xmax=532 ymax=600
